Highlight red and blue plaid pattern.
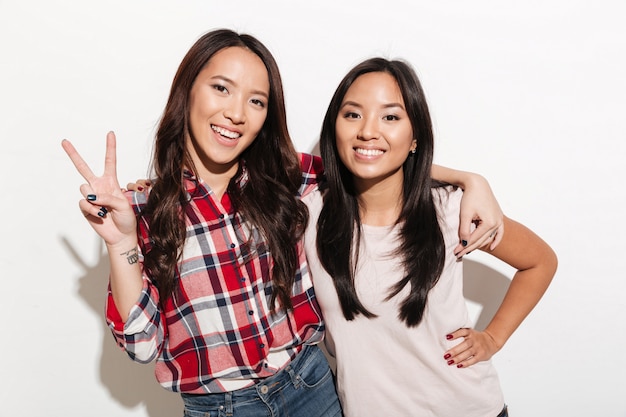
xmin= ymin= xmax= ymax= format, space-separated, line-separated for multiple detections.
xmin=106 ymin=153 xmax=325 ymax=393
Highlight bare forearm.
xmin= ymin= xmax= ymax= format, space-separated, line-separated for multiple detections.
xmin=106 ymin=237 xmax=144 ymax=322
xmin=482 ymin=218 xmax=558 ymax=348
xmin=484 ymin=265 xmax=555 ymax=349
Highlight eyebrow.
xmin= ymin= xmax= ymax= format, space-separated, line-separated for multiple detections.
xmin=211 ymin=75 xmax=269 ymax=99
xmin=340 ymin=100 xmax=405 ymax=110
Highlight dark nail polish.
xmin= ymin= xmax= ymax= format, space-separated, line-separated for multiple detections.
xmin=457 ymin=364 xmax=464 ymax=368
xmin=447 ymin=360 xmax=454 ymax=365
xmin=87 ymin=194 xmax=96 ymax=201
xmin=444 ymin=354 xmax=451 ymax=359
xmin=98 ymin=207 xmax=108 ymax=217
xmin=137 ymin=186 xmax=144 ymax=191
xmin=97 ymin=211 xmax=105 ymax=217
xmin=446 ymin=334 xmax=453 ymax=340
xmin=461 ymin=240 xmax=468 ymax=247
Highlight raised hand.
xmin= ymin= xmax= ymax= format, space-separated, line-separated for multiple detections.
xmin=62 ymin=131 xmax=137 ymax=248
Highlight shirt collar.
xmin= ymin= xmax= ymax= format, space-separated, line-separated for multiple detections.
xmin=182 ymin=161 xmax=249 ymax=195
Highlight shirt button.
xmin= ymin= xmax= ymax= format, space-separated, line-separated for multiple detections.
xmin=219 ymin=214 xmax=225 ymax=219
xmin=259 ymin=343 xmax=265 ymax=348
xmin=260 ymin=385 xmax=269 ymax=394
xmin=230 ymin=243 xmax=236 ymax=248
xmin=248 ymin=310 xmax=254 ymax=315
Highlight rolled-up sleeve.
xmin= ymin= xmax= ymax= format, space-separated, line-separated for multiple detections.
xmin=105 ymin=275 xmax=164 ymax=363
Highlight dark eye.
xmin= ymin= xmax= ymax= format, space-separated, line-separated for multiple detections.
xmin=383 ymin=114 xmax=399 ymax=121
xmin=343 ymin=111 xmax=360 ymax=119
xmin=250 ymin=98 xmax=266 ymax=108
xmin=213 ymin=84 xmax=228 ymax=93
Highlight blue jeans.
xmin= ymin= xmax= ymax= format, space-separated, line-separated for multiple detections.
xmin=181 ymin=344 xmax=342 ymax=417
xmin=497 ymin=405 xmax=508 ymax=417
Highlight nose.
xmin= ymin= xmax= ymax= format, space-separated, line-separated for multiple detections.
xmin=223 ymin=96 xmax=246 ymax=124
xmin=357 ymin=116 xmax=379 ymax=141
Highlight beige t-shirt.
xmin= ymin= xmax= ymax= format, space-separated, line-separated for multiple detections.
xmin=303 ymin=186 xmax=504 ymax=417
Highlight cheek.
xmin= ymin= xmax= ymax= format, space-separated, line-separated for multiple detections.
xmin=249 ymin=111 xmax=267 ymax=137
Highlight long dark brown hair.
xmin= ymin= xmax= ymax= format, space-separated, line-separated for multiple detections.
xmin=140 ymin=29 xmax=307 ymax=311
xmin=316 ymin=58 xmax=445 ymax=327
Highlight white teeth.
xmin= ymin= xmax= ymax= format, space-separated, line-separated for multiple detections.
xmin=212 ymin=125 xmax=241 ymax=139
xmin=355 ymin=148 xmax=384 ymax=156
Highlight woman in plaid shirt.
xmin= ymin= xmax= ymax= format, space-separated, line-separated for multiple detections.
xmin=62 ymin=29 xmax=503 ymax=416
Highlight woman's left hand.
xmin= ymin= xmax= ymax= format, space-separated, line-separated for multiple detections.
xmin=455 ymin=174 xmax=504 ymax=257
xmin=443 ymin=328 xmax=501 ymax=369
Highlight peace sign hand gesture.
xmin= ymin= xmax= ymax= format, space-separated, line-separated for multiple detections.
xmin=62 ymin=131 xmax=137 ymax=248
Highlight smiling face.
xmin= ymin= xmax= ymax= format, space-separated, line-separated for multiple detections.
xmin=335 ymin=71 xmax=416 ymax=191
xmin=186 ymin=46 xmax=270 ymax=183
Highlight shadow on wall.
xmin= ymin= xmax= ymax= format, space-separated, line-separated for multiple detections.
xmin=463 ymin=259 xmax=511 ymax=331
xmin=62 ymin=237 xmax=182 ymax=417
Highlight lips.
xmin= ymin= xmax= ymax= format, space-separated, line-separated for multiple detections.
xmin=211 ymin=124 xmax=242 ymax=139
xmin=354 ymin=147 xmax=384 ymax=156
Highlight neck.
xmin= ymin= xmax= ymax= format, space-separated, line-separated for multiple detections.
xmin=195 ymin=163 xmax=239 ymax=200
xmin=356 ymin=176 xmax=404 ymax=227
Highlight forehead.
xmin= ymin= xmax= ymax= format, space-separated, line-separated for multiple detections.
xmin=202 ymin=46 xmax=270 ymax=89
xmin=344 ymin=72 xmax=403 ymax=104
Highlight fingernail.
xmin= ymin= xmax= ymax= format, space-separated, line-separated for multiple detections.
xmin=444 ymin=353 xmax=451 ymax=359
xmin=98 ymin=207 xmax=108 ymax=217
xmin=457 ymin=364 xmax=464 ymax=368
xmin=87 ymin=194 xmax=97 ymax=201
xmin=137 ymin=186 xmax=144 ymax=191
xmin=447 ymin=360 xmax=455 ymax=365
xmin=461 ymin=240 xmax=468 ymax=247
xmin=446 ymin=334 xmax=453 ymax=340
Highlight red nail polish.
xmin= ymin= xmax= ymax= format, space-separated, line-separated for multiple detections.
xmin=138 ymin=186 xmax=144 ymax=191
xmin=457 ymin=364 xmax=463 ymax=368
xmin=447 ymin=360 xmax=454 ymax=365
xmin=444 ymin=353 xmax=451 ymax=359
xmin=446 ymin=334 xmax=453 ymax=340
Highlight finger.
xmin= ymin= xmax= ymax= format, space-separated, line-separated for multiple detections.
xmin=126 ymin=182 xmax=144 ymax=192
xmin=459 ymin=222 xmax=498 ymax=255
xmin=457 ymin=211 xmax=473 ymax=252
xmin=78 ymin=199 xmax=109 ymax=219
xmin=103 ymin=131 xmax=118 ymax=178
xmin=444 ymin=341 xmax=472 ymax=366
xmin=61 ymin=139 xmax=97 ymax=182
xmin=455 ymin=353 xmax=478 ymax=368
xmin=489 ymin=223 xmax=505 ymax=250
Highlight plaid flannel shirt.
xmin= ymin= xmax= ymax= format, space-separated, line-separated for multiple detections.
xmin=106 ymin=153 xmax=325 ymax=393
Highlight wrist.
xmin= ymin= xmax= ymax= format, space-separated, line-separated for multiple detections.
xmin=106 ymin=235 xmax=138 ymax=254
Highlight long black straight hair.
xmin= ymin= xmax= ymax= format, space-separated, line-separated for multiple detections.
xmin=316 ymin=58 xmax=445 ymax=327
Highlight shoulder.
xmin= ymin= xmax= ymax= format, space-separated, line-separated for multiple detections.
xmin=297 ymin=153 xmax=325 ymax=198
xmin=125 ymin=189 xmax=148 ymax=215
xmin=299 ymin=152 xmax=324 ymax=175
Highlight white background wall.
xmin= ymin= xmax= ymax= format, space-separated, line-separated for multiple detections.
xmin=1 ymin=1 xmax=624 ymax=415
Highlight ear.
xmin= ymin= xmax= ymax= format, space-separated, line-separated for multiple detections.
xmin=410 ymin=140 xmax=417 ymax=153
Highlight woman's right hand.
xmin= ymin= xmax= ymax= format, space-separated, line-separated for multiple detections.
xmin=62 ymin=131 xmax=137 ymax=247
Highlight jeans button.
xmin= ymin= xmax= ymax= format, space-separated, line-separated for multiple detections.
xmin=260 ymin=385 xmax=269 ymax=394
